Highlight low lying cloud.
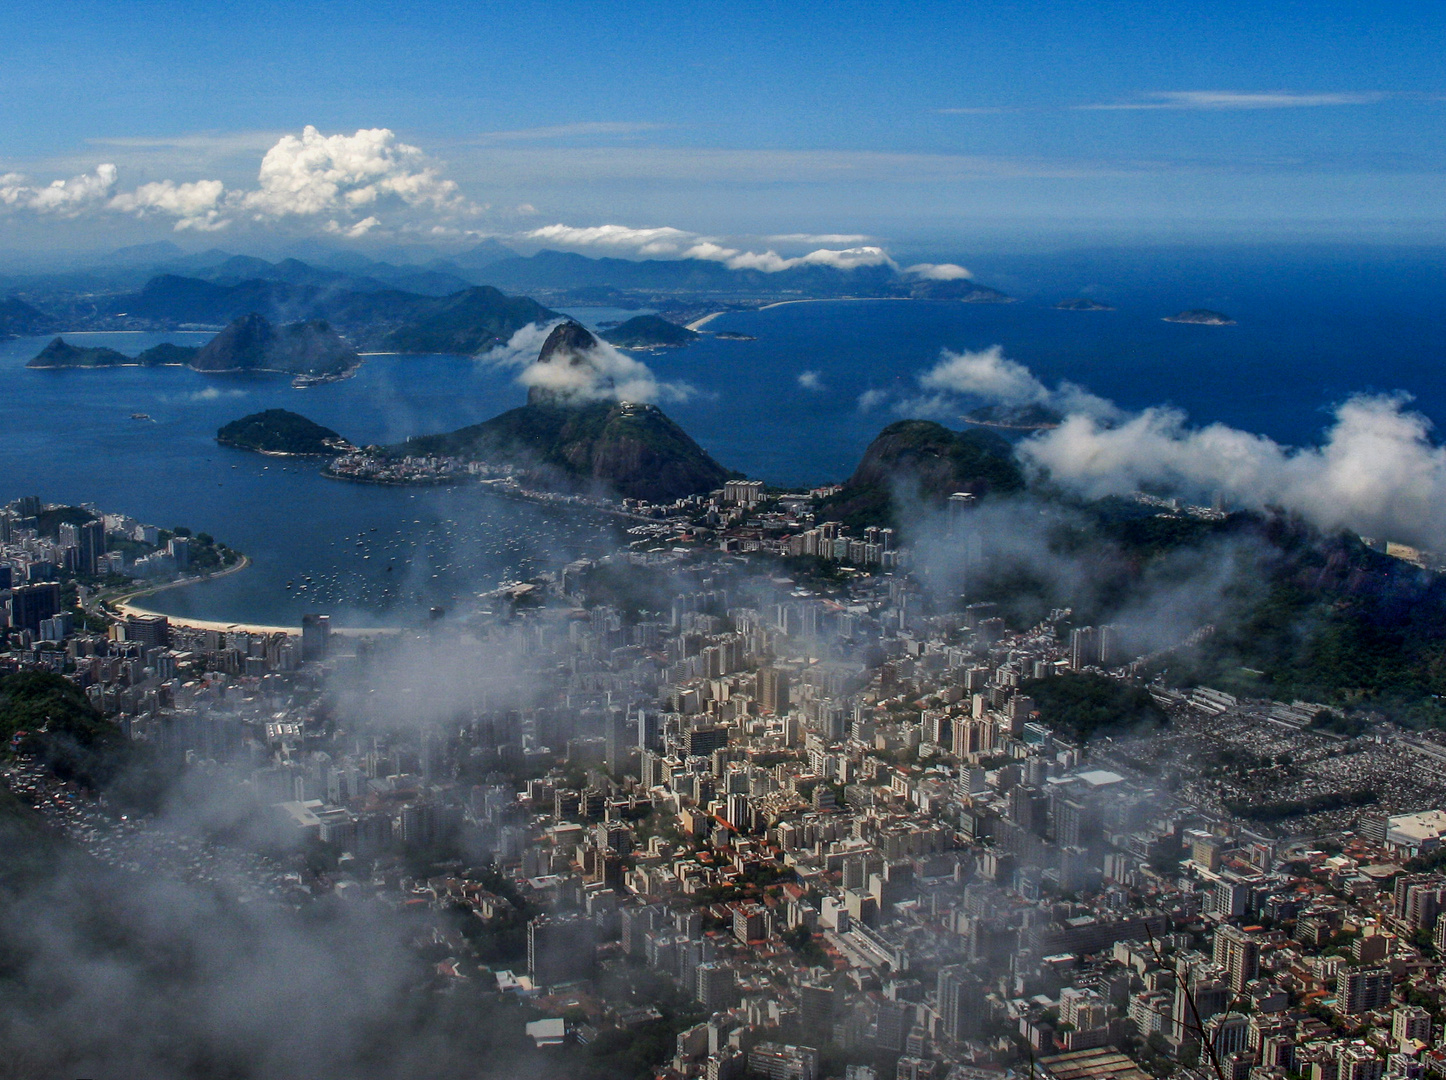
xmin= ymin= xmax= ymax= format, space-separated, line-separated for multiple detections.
xmin=905 ymin=262 xmax=972 ymax=280
xmin=476 ymin=320 xmax=559 ymax=367
xmin=521 ymin=221 xmax=896 ymax=273
xmin=481 ymin=321 xmax=692 ymax=404
xmin=890 ymin=348 xmax=1446 ymax=548
xmin=110 ymin=178 xmax=228 ymax=231
xmin=797 ymin=370 xmax=825 ymax=391
xmin=921 ymin=345 xmax=1044 ymax=402
xmin=522 ymin=222 xmax=696 ymax=257
xmin=765 ymin=232 xmax=871 ymax=244
xmin=1023 ymin=393 xmax=1446 ymax=548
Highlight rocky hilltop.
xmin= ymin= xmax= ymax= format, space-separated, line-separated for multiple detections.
xmin=189 ymin=314 xmax=358 ymax=376
xmin=217 ymin=409 xmax=356 ymax=456
xmin=819 ymin=419 xmax=1025 ymax=528
xmin=409 ymin=401 xmax=731 ymax=502
xmin=600 ymin=314 xmax=699 ymax=349
xmin=402 ymin=321 xmax=731 ymax=501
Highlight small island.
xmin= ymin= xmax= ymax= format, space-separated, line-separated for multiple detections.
xmin=1055 ymin=298 xmax=1114 ymax=311
xmin=27 ymin=337 xmax=199 ymax=369
xmin=712 ymin=330 xmax=757 ymax=341
xmin=1165 ymin=308 xmax=1235 ymax=326
xmin=962 ymin=402 xmax=1064 ymax=431
xmin=909 ymin=280 xmax=1014 ymax=302
xmin=599 ymin=314 xmax=699 ymax=349
xmin=27 ymin=313 xmax=357 ymax=379
xmin=191 ymin=313 xmax=359 ymax=381
xmin=216 ymin=409 xmax=356 ymax=457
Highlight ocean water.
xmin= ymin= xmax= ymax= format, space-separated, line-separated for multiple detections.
xmin=0 ymin=335 xmax=620 ymax=627
xmin=2 ymin=245 xmax=1441 ymax=625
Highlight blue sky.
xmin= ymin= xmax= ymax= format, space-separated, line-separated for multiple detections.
xmin=1 ymin=0 xmax=1442 ymax=257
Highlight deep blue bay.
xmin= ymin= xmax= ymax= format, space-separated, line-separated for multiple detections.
xmin=2 ymin=245 xmax=1441 ymax=626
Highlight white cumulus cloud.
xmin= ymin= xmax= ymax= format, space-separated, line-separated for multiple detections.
xmin=110 ymin=178 xmax=228 ymax=231
xmin=324 ymin=215 xmax=381 ymax=238
xmin=797 ymin=371 xmax=825 ymax=391
xmin=904 ymin=345 xmax=1118 ymax=420
xmin=242 ymin=125 xmax=466 ymax=219
xmin=0 ymin=126 xmax=478 ymax=236
xmin=0 ymin=164 xmax=118 ymax=216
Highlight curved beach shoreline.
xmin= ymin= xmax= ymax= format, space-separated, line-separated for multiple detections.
xmin=111 ymin=556 xmax=398 ymax=637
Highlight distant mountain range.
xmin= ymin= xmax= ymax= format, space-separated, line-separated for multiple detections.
xmin=3 ymin=245 xmax=1017 ymax=356
xmin=109 ymin=276 xmax=558 ymax=354
xmin=467 ymin=248 xmax=1013 ymax=303
xmin=0 ymin=297 xmax=60 ymax=340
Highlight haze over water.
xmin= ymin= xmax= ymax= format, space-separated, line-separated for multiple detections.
xmin=2 ymin=245 xmax=1441 ymax=626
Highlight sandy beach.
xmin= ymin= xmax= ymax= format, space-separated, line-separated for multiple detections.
xmin=110 ymin=556 xmax=398 ymax=637
xmin=684 ymin=311 xmax=726 ymax=331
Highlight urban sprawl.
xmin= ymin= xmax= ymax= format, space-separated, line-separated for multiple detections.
xmin=8 ymin=488 xmax=1446 ymax=1080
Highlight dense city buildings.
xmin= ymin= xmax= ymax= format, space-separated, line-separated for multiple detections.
xmin=10 ymin=488 xmax=1446 ymax=1080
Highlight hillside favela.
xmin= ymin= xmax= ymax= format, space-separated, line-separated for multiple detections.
xmin=2 ymin=4 xmax=1446 ymax=1080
